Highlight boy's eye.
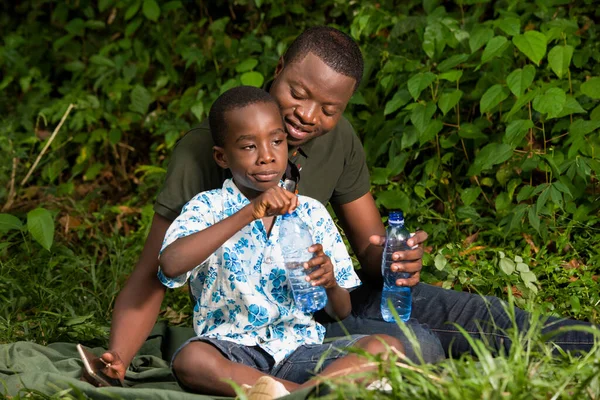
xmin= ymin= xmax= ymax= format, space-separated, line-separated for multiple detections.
xmin=273 ymin=139 xmax=284 ymax=145
xmin=241 ymin=144 xmax=255 ymax=150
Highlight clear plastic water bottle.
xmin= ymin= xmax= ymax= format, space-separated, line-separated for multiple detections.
xmin=380 ymin=211 xmax=412 ymax=322
xmin=279 ymin=213 xmax=328 ymax=313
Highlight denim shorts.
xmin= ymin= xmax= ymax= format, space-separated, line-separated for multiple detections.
xmin=172 ymin=335 xmax=367 ymax=386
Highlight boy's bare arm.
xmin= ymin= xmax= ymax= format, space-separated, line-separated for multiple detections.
xmin=160 ymin=186 xmax=298 ymax=279
xmin=160 ymin=205 xmax=255 ymax=278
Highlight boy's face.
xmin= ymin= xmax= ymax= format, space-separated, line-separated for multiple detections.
xmin=213 ymin=102 xmax=288 ymax=199
xmin=270 ymin=52 xmax=356 ymax=147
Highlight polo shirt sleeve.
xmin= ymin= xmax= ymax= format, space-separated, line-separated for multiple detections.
xmin=157 ymin=193 xmax=215 ymax=288
xmin=300 ymin=198 xmax=362 ymax=290
xmin=330 ymin=118 xmax=371 ymax=206
xmin=154 ymin=125 xmax=226 ymax=221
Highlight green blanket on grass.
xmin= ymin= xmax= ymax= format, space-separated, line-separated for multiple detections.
xmin=0 ymin=322 xmax=314 ymax=399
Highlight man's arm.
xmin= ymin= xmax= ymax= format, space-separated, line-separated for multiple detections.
xmin=332 ymin=193 xmax=427 ymax=287
xmin=105 ymin=213 xmax=171 ymax=370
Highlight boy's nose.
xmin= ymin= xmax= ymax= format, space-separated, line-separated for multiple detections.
xmin=258 ymin=149 xmax=276 ymax=164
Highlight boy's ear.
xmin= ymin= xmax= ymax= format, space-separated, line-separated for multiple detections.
xmin=273 ymin=57 xmax=285 ymax=80
xmin=213 ymin=146 xmax=228 ymax=169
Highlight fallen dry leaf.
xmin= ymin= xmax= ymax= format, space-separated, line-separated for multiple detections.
xmin=58 ymin=215 xmax=82 ymax=233
xmin=463 ymin=232 xmax=479 ymax=247
xmin=162 ymin=307 xmax=188 ymax=325
xmin=459 ymin=245 xmax=486 ymax=256
xmin=522 ymin=233 xmax=539 ymax=254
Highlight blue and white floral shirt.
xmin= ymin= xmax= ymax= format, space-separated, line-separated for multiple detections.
xmin=158 ymin=179 xmax=361 ymax=365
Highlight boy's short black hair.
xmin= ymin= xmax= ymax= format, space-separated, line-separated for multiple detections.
xmin=283 ymin=26 xmax=364 ymax=91
xmin=209 ymin=86 xmax=279 ymax=147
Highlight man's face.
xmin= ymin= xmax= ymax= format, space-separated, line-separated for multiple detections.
xmin=269 ymin=52 xmax=356 ymax=147
xmin=213 ymin=102 xmax=288 ymax=199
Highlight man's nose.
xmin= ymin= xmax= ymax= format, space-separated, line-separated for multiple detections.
xmin=295 ymin=103 xmax=318 ymax=125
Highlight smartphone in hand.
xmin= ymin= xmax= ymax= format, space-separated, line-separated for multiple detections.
xmin=77 ymin=344 xmax=124 ymax=387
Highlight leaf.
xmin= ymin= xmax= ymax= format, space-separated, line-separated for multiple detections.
xmin=532 ymin=87 xmax=566 ymax=117
xmin=461 ymin=187 xmax=481 ymax=206
xmin=469 ymin=27 xmax=494 ymax=53
xmin=190 ymin=102 xmax=204 ymax=122
xmin=548 ymin=45 xmax=573 ymax=79
xmin=410 ymin=102 xmax=437 ymax=133
xmin=504 ymin=88 xmax=540 ymax=121
xmin=569 ymin=119 xmax=600 ymax=137
xmin=422 ymin=23 xmax=440 ymax=58
xmin=481 ymin=36 xmax=509 ymax=64
xmin=528 ymin=206 xmax=540 ymax=233
xmin=240 ymin=71 xmax=264 ymax=87
xmin=384 ymin=90 xmax=411 ymax=115
xmin=142 ymin=0 xmax=161 ymax=22
xmin=458 ymin=123 xmax=486 ymax=139
xmin=129 ymin=85 xmax=153 ymax=114
xmin=512 ymin=31 xmax=547 ymax=66
xmin=504 ymin=119 xmax=533 ymax=147
xmin=235 ymin=58 xmax=259 ymax=73
xmin=580 ymin=77 xmax=600 ymax=99
xmin=468 ymin=143 xmax=513 ymax=176
xmin=438 ymin=90 xmax=463 ymax=116
xmin=500 ymin=257 xmax=515 ymax=275
xmin=125 ymin=18 xmax=143 ymax=37
xmin=419 ymin=120 xmax=443 ymax=145
xmin=27 ymin=208 xmax=54 ymax=251
xmin=89 ymin=55 xmax=115 ymax=68
xmin=437 ymin=54 xmax=469 ymax=72
xmin=554 ymin=96 xmax=586 ymax=119
xmin=536 ymin=185 xmax=551 ymax=214
xmin=407 ymin=72 xmax=436 ymax=100
xmin=434 ymin=253 xmax=448 ymax=271
xmin=0 ymin=214 xmax=23 ymax=232
xmin=439 ymin=70 xmax=463 ymax=82
xmin=125 ymin=0 xmax=141 ymax=20
xmin=497 ymin=17 xmax=521 ymax=36
xmin=506 ymin=65 xmax=536 ymax=98
xmin=480 ymin=84 xmax=509 ymax=113
xmin=375 ymin=190 xmax=411 ymax=213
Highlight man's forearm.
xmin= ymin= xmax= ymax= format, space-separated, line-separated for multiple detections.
xmin=325 ymin=285 xmax=351 ymax=319
xmin=356 ymin=243 xmax=384 ymax=284
xmin=109 ymin=273 xmax=166 ymax=366
xmin=108 ymin=213 xmax=172 ymax=366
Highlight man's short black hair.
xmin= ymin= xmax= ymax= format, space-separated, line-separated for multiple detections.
xmin=209 ymin=86 xmax=279 ymax=147
xmin=283 ymin=26 xmax=364 ymax=91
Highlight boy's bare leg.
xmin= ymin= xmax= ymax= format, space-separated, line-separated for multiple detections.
xmin=298 ymin=334 xmax=404 ymax=390
xmin=173 ymin=341 xmax=301 ymax=396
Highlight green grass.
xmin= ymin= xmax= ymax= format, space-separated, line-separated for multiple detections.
xmin=1 ymin=181 xmax=599 ymax=399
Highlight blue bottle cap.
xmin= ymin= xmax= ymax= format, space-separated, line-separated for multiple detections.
xmin=388 ymin=211 xmax=404 ymax=224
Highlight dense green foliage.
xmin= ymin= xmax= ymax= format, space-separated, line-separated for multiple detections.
xmin=0 ymin=0 xmax=599 ymax=397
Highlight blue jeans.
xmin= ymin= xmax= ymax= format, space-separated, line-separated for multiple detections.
xmin=172 ymin=335 xmax=366 ymax=386
xmin=345 ymin=282 xmax=598 ymax=358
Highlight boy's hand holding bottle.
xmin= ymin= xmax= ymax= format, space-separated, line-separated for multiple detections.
xmin=249 ymin=186 xmax=298 ymax=219
xmin=303 ymin=243 xmax=338 ymax=289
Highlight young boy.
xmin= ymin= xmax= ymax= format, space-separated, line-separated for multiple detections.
xmin=158 ymin=86 xmax=404 ymax=398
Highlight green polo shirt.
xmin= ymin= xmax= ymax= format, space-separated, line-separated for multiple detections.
xmin=154 ymin=116 xmax=370 ymax=221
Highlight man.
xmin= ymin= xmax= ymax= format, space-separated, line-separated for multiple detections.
xmin=101 ymin=26 xmax=595 ymax=381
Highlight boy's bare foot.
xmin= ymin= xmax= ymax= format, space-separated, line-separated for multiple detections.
xmin=245 ymin=376 xmax=290 ymax=400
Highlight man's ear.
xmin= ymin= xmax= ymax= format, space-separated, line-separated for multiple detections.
xmin=213 ymin=146 xmax=228 ymax=169
xmin=273 ymin=57 xmax=284 ymax=80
